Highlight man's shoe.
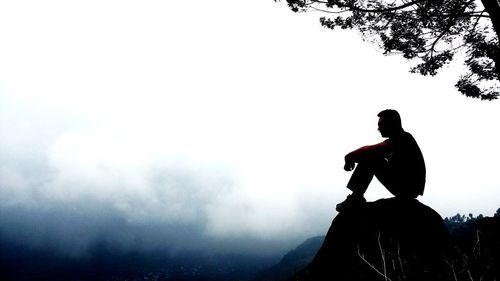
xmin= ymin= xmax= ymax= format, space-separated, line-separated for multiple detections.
xmin=336 ymin=194 xmax=366 ymax=212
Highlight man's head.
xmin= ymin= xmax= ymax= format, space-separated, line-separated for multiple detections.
xmin=377 ymin=109 xmax=403 ymax=138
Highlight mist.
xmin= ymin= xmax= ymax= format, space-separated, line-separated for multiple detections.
xmin=0 ymin=93 xmax=333 ymax=259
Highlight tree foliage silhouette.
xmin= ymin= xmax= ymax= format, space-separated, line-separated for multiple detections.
xmin=277 ymin=0 xmax=500 ymax=100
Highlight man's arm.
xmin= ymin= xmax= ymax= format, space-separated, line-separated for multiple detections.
xmin=344 ymin=141 xmax=390 ymax=171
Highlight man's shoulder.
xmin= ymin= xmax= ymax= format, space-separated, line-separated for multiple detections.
xmin=401 ymin=131 xmax=418 ymax=142
xmin=390 ymin=131 xmax=420 ymax=148
xmin=402 ymin=131 xmax=414 ymax=137
xmin=390 ymin=131 xmax=414 ymax=141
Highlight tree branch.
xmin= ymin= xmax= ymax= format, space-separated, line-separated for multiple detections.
xmin=308 ymin=4 xmax=354 ymax=14
xmin=305 ymin=0 xmax=426 ymax=13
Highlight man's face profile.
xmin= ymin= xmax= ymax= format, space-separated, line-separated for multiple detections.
xmin=378 ymin=117 xmax=390 ymax=138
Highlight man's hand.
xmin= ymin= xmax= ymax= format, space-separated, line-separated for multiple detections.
xmin=344 ymin=154 xmax=355 ymax=171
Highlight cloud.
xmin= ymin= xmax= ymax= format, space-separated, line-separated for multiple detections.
xmin=0 ymin=113 xmax=336 ymax=256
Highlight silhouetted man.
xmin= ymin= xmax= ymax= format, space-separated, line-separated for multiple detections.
xmin=336 ymin=109 xmax=426 ymax=212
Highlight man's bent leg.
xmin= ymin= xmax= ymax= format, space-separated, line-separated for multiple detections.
xmin=337 ymin=163 xmax=373 ymax=212
xmin=374 ymin=170 xmax=420 ymax=199
xmin=346 ymin=163 xmax=375 ymax=196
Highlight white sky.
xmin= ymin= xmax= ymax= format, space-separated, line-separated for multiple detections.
xmin=0 ymin=0 xmax=499 ymax=246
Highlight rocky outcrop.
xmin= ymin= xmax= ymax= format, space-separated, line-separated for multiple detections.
xmin=296 ymin=197 xmax=451 ymax=281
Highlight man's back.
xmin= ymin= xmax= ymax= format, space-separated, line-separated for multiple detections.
xmin=386 ymin=131 xmax=426 ymax=196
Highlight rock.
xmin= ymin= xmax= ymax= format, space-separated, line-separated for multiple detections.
xmin=296 ymin=197 xmax=451 ymax=281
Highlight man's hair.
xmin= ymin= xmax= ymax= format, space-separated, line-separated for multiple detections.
xmin=377 ymin=109 xmax=402 ymax=129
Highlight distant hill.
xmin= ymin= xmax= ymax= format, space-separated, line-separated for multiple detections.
xmin=256 ymin=236 xmax=324 ymax=281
